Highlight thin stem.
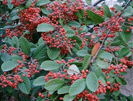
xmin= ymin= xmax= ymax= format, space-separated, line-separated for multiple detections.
xmin=87 ymin=0 xmax=132 ymax=70
xmin=93 ymin=0 xmax=105 ymax=6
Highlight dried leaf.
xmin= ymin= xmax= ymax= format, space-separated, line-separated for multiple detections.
xmin=91 ymin=42 xmax=100 ymax=56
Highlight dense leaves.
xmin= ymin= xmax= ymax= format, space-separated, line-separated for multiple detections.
xmin=0 ymin=0 xmax=133 ymax=100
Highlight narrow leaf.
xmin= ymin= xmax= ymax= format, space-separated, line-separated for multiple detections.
xmin=82 ymin=54 xmax=91 ymax=70
xmin=19 ymin=37 xmax=30 ymax=56
xmin=103 ymin=4 xmax=111 ymax=17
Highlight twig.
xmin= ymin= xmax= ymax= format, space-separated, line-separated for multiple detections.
xmin=93 ymin=0 xmax=105 ymax=6
xmin=87 ymin=0 xmax=132 ymax=70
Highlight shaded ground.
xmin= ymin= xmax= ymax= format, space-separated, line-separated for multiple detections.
xmin=120 ymin=68 xmax=133 ymax=96
xmin=120 ymin=33 xmax=133 ymax=96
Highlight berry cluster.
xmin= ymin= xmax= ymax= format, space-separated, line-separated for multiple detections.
xmin=0 ymin=73 xmax=23 ymax=88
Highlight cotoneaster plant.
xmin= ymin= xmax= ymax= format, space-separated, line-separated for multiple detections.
xmin=0 ymin=0 xmax=133 ymax=101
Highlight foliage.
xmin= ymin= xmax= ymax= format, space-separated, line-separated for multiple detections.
xmin=0 ymin=0 xmax=133 ymax=101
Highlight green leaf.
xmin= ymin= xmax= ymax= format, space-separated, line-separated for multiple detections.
xmin=120 ymin=72 xmax=127 ymax=75
xmin=66 ymin=29 xmax=75 ymax=37
xmin=47 ymin=48 xmax=61 ymax=60
xmin=122 ymin=6 xmax=133 ymax=17
xmin=11 ymin=15 xmax=19 ymax=20
xmin=130 ymin=1 xmax=133 ymax=7
xmin=86 ymin=0 xmax=91 ymax=5
xmin=69 ymin=79 xmax=86 ymax=96
xmin=63 ymin=94 xmax=76 ymax=101
xmin=36 ymin=0 xmax=50 ymax=6
xmin=63 ymin=25 xmax=71 ymax=31
xmin=1 ymin=53 xmax=11 ymax=62
xmin=114 ymin=5 xmax=123 ymax=11
xmin=76 ymin=49 xmax=88 ymax=57
xmin=98 ymin=51 xmax=112 ymax=61
xmin=45 ymin=79 xmax=65 ymax=92
xmin=33 ymin=44 xmax=47 ymax=59
xmin=41 ymin=7 xmax=52 ymax=15
xmin=41 ymin=60 xmax=61 ymax=71
xmin=57 ymin=86 xmax=70 ymax=94
xmin=7 ymin=0 xmax=13 ymax=9
xmin=118 ymin=47 xmax=130 ymax=58
xmin=37 ymin=23 xmax=55 ymax=32
xmin=86 ymin=10 xmax=104 ymax=24
xmin=37 ymin=37 xmax=45 ymax=45
xmin=75 ymin=10 xmax=84 ymax=18
xmin=111 ymin=35 xmax=125 ymax=46
xmin=108 ymin=77 xmax=114 ymax=83
xmin=120 ymin=26 xmax=132 ymax=43
xmin=19 ymin=37 xmax=30 ymax=56
xmin=7 ymin=86 xmax=14 ymax=93
xmin=95 ymin=68 xmax=103 ymax=78
xmin=97 ymin=60 xmax=109 ymax=69
xmin=1 ymin=61 xmax=19 ymax=72
xmin=67 ymin=21 xmax=80 ymax=28
xmin=115 ymin=77 xmax=122 ymax=84
xmin=79 ymin=25 xmax=88 ymax=33
xmin=25 ymin=0 xmax=32 ymax=8
xmin=33 ymin=76 xmax=46 ymax=86
xmin=128 ymin=42 xmax=133 ymax=47
xmin=103 ymin=4 xmax=111 ymax=17
xmin=71 ymin=36 xmax=82 ymax=46
xmin=78 ymin=98 xmax=82 ymax=101
xmin=18 ymin=75 xmax=31 ymax=94
xmin=12 ymin=36 xmax=19 ymax=48
xmin=86 ymin=72 xmax=99 ymax=92
xmin=11 ymin=55 xmax=23 ymax=62
xmin=98 ymin=76 xmax=106 ymax=85
xmin=113 ymin=90 xmax=119 ymax=96
xmin=119 ymin=77 xmax=127 ymax=85
xmin=82 ymin=54 xmax=91 ymax=70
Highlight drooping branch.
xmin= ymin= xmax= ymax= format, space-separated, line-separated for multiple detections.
xmin=87 ymin=0 xmax=133 ymax=70
xmin=93 ymin=0 xmax=105 ymax=6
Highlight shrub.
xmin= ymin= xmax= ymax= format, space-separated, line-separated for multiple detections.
xmin=0 ymin=0 xmax=133 ymax=100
